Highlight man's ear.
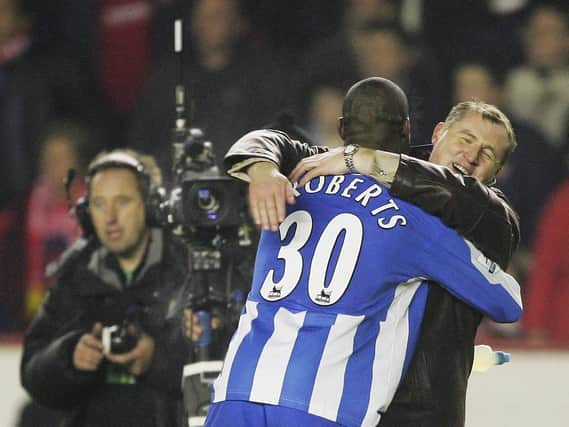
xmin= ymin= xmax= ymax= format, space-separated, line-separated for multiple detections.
xmin=399 ymin=118 xmax=411 ymax=154
xmin=402 ymin=118 xmax=411 ymax=140
xmin=337 ymin=117 xmax=345 ymax=139
xmin=431 ymin=122 xmax=446 ymax=146
xmin=487 ymin=163 xmax=503 ymax=185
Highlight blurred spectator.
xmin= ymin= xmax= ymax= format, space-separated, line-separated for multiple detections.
xmin=97 ymin=0 xmax=154 ymax=115
xmin=0 ymin=0 xmax=53 ymax=209
xmin=342 ymin=0 xmax=401 ymax=30
xmin=24 ymin=0 xmax=177 ymax=147
xmin=421 ymin=0 xmax=529 ymax=81
xmin=504 ymin=4 xmax=569 ymax=152
xmin=524 ymin=178 xmax=569 ymax=345
xmin=250 ymin=0 xmax=343 ymax=54
xmin=1 ymin=0 xmax=111 ymax=205
xmin=128 ymin=0 xmax=289 ymax=178
xmin=359 ymin=21 xmax=448 ymax=146
xmin=453 ymin=61 xmax=566 ymax=253
xmin=307 ymin=82 xmax=344 ymax=148
xmin=24 ymin=121 xmax=91 ymax=321
xmin=252 ymin=0 xmax=402 ymax=55
xmin=293 ymin=19 xmax=447 ymax=147
xmin=0 ymin=0 xmax=54 ymax=329
xmin=289 ymin=1 xmax=426 ymax=116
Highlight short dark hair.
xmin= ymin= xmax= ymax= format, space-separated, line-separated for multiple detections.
xmin=341 ymin=77 xmax=409 ymax=152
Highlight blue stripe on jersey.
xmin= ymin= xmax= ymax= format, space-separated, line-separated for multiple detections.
xmin=336 ymin=312 xmax=382 ymax=425
xmin=279 ymin=312 xmax=335 ymax=410
xmin=225 ymin=303 xmax=280 ymax=400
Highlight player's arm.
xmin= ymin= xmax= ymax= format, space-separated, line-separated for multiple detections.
xmin=411 ymin=223 xmax=523 ymax=323
xmin=390 ymin=155 xmax=519 ymax=269
xmin=224 ymin=130 xmax=325 ymax=229
xmin=224 ymin=135 xmax=519 ymax=269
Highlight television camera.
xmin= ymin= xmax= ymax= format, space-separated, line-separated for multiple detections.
xmin=157 ymin=18 xmax=256 ymax=427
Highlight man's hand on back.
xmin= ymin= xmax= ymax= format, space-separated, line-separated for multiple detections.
xmin=247 ymin=162 xmax=296 ymax=231
xmin=289 ymin=147 xmax=347 ymax=186
xmin=289 ymin=146 xmax=378 ymax=186
xmin=246 ymin=147 xmax=381 ymax=230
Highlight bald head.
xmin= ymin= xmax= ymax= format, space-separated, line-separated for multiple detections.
xmin=340 ymin=77 xmax=410 ymax=153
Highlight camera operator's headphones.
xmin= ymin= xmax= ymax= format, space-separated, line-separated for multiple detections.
xmin=75 ymin=151 xmax=165 ymax=236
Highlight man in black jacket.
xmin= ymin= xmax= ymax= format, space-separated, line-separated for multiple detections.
xmin=223 ymin=99 xmax=519 ymax=427
xmin=20 ymin=149 xmax=190 ymax=427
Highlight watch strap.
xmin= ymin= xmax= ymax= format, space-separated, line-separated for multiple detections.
xmin=343 ymin=144 xmax=360 ymax=173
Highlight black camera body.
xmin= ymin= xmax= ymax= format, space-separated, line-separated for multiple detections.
xmin=156 ymin=125 xmax=254 ymax=359
xmin=165 ymin=174 xmax=246 ymax=230
xmin=181 ymin=175 xmax=245 ymax=228
xmin=156 ymin=127 xmax=247 ymax=233
xmin=101 ymin=323 xmax=140 ymax=355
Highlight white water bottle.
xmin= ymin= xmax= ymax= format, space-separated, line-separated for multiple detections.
xmin=472 ymin=345 xmax=511 ymax=373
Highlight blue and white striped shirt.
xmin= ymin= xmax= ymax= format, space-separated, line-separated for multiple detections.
xmin=212 ymin=174 xmax=522 ymax=427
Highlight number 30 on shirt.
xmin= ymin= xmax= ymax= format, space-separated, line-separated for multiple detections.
xmin=260 ymin=210 xmax=363 ymax=306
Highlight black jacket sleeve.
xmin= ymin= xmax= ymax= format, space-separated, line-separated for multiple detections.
xmin=223 ymin=130 xmax=520 ymax=268
xmin=224 ymin=129 xmax=327 ymax=176
xmin=20 ymin=284 xmax=101 ymax=409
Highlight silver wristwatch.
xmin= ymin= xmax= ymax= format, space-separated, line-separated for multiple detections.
xmin=343 ymin=144 xmax=360 ymax=173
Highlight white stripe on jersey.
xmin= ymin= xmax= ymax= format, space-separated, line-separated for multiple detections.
xmin=308 ymin=314 xmax=365 ymax=421
xmin=249 ymin=308 xmax=307 ymax=404
xmin=362 ymin=279 xmax=422 ymax=426
xmin=465 ymin=240 xmax=523 ymax=309
xmin=213 ymin=300 xmax=259 ymax=402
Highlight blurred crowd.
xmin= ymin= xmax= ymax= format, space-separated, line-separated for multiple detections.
xmin=0 ymin=0 xmax=568 ymax=346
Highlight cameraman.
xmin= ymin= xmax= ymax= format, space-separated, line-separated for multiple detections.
xmin=20 ymin=149 xmax=190 ymax=427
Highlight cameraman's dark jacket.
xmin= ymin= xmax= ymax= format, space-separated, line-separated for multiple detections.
xmin=21 ymin=229 xmax=190 ymax=427
xmin=224 ymin=130 xmax=521 ymax=427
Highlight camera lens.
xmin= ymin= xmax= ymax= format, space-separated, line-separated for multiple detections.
xmin=196 ymin=188 xmax=219 ymax=213
xmin=182 ymin=177 xmax=244 ymax=227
